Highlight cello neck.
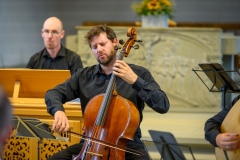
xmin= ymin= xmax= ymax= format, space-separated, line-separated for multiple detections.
xmin=95 ymin=50 xmax=125 ymax=126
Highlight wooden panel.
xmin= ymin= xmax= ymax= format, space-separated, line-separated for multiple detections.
xmin=0 ymin=69 xmax=71 ymax=98
xmin=82 ymin=21 xmax=240 ymax=35
xmin=1 ymin=68 xmax=83 ymax=159
xmin=39 ymin=139 xmax=70 ymax=160
xmin=3 ymin=136 xmax=39 ymax=160
xmin=11 ymin=98 xmax=82 ymax=118
xmin=176 ymin=22 xmax=240 ymax=35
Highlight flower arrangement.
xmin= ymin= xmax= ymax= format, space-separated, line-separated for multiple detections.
xmin=132 ymin=0 xmax=173 ymax=18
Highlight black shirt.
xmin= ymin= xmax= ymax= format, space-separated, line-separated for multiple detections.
xmin=204 ymin=95 xmax=240 ymax=147
xmin=26 ymin=45 xmax=83 ymax=75
xmin=45 ymin=63 xmax=170 ymax=145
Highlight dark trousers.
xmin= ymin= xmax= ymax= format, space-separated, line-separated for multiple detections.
xmin=48 ymin=142 xmax=151 ymax=160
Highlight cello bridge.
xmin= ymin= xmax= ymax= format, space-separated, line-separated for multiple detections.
xmin=86 ymin=152 xmax=103 ymax=157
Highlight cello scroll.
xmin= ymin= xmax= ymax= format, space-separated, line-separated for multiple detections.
xmin=117 ymin=28 xmax=142 ymax=59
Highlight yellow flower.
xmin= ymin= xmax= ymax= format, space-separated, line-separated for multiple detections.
xmin=161 ymin=0 xmax=172 ymax=6
xmin=147 ymin=1 xmax=160 ymax=10
xmin=132 ymin=0 xmax=173 ymax=17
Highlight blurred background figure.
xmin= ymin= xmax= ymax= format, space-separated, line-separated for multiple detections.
xmin=26 ymin=16 xmax=83 ymax=75
xmin=0 ymin=84 xmax=12 ymax=158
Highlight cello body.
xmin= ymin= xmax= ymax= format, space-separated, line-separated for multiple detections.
xmin=73 ymin=94 xmax=139 ymax=160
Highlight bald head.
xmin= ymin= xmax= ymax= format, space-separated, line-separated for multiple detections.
xmin=43 ymin=17 xmax=63 ymax=31
xmin=41 ymin=17 xmax=65 ymax=56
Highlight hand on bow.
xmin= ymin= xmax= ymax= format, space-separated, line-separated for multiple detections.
xmin=52 ymin=111 xmax=70 ymax=133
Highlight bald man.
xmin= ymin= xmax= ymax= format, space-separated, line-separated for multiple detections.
xmin=0 ymin=85 xmax=12 ymax=158
xmin=26 ymin=17 xmax=83 ymax=75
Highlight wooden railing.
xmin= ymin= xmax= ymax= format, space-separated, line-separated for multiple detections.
xmin=82 ymin=21 xmax=240 ymax=35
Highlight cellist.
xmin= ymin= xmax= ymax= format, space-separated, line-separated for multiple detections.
xmin=45 ymin=24 xmax=170 ymax=160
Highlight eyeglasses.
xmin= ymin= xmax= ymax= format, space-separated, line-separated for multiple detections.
xmin=43 ymin=29 xmax=61 ymax=36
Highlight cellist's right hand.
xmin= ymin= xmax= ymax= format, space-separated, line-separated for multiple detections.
xmin=52 ymin=111 xmax=70 ymax=133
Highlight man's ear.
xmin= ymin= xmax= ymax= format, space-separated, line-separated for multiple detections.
xmin=41 ymin=29 xmax=44 ymax=38
xmin=60 ymin=30 xmax=65 ymax=39
xmin=113 ymin=38 xmax=118 ymax=45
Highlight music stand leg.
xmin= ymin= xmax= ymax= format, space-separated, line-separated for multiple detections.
xmin=160 ymin=136 xmax=174 ymax=160
xmin=220 ymin=84 xmax=228 ymax=109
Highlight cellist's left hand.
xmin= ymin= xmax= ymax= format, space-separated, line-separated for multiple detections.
xmin=113 ymin=60 xmax=138 ymax=84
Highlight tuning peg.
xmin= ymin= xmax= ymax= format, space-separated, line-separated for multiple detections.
xmin=135 ymin=40 xmax=142 ymax=43
xmin=133 ymin=45 xmax=139 ymax=49
xmin=119 ymin=40 xmax=125 ymax=45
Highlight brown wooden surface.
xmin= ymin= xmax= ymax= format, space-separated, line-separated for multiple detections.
xmin=177 ymin=22 xmax=240 ymax=35
xmin=5 ymin=99 xmax=83 ymax=159
xmin=176 ymin=22 xmax=240 ymax=30
xmin=82 ymin=21 xmax=240 ymax=34
xmin=82 ymin=20 xmax=176 ymax=27
xmin=0 ymin=69 xmax=71 ymax=98
xmin=0 ymin=68 xmax=83 ymax=144
xmin=1 ymin=69 xmax=84 ymax=159
xmin=82 ymin=21 xmax=141 ymax=27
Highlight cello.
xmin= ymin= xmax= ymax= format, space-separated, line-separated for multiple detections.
xmin=72 ymin=28 xmax=141 ymax=160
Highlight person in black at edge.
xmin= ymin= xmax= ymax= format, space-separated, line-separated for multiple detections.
xmin=26 ymin=16 xmax=83 ymax=75
xmin=45 ymin=24 xmax=170 ymax=159
xmin=205 ymin=95 xmax=240 ymax=151
xmin=0 ymin=84 xmax=12 ymax=159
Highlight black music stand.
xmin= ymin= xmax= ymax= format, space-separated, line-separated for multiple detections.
xmin=192 ymin=63 xmax=240 ymax=108
xmin=12 ymin=116 xmax=55 ymax=139
xmin=145 ymin=130 xmax=195 ymax=160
